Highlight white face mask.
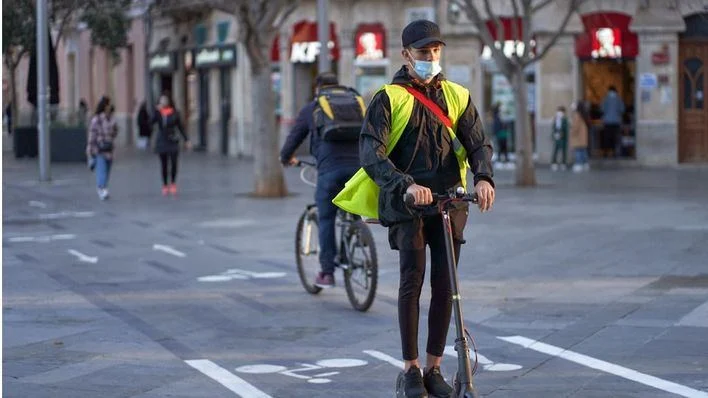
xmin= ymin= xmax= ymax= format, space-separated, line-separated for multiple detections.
xmin=556 ymin=111 xmax=564 ymax=119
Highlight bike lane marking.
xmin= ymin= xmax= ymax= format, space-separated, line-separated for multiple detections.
xmin=153 ymin=244 xmax=186 ymax=258
xmin=185 ymin=359 xmax=273 ymax=398
xmin=363 ymin=350 xmax=404 ymax=369
xmin=499 ymin=335 xmax=708 ymax=398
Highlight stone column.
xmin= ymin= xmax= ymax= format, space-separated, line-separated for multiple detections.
xmin=632 ymin=31 xmax=682 ymax=166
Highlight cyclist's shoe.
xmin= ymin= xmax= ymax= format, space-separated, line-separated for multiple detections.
xmin=314 ymin=272 xmax=335 ymax=288
xmin=423 ymin=367 xmax=453 ymax=398
xmin=398 ymin=366 xmax=428 ymax=398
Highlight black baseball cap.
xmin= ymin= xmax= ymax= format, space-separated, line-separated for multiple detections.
xmin=402 ymin=20 xmax=446 ymax=49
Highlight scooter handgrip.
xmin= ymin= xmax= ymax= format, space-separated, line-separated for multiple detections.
xmin=403 ymin=193 xmax=416 ymax=207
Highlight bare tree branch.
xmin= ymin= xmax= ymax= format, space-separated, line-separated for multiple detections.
xmin=522 ymin=0 xmax=582 ymax=68
xmin=483 ymin=0 xmax=505 ymax=51
xmin=460 ymin=0 xmax=513 ymax=75
xmin=521 ymin=0 xmax=533 ymax=59
xmin=510 ymin=0 xmax=521 ymax=60
xmin=531 ymin=0 xmax=554 ymax=13
xmin=274 ymin=0 xmax=298 ymax=29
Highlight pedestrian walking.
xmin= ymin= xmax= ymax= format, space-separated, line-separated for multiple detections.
xmin=152 ymin=93 xmax=190 ymax=196
xmin=551 ymin=105 xmax=568 ymax=171
xmin=137 ymin=101 xmax=151 ymax=150
xmin=492 ymin=102 xmax=510 ymax=168
xmin=569 ymin=101 xmax=589 ymax=172
xmin=601 ymin=86 xmax=625 ymax=158
xmin=86 ymin=96 xmax=118 ymax=201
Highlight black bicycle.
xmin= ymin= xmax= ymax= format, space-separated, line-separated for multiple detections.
xmin=294 ymin=161 xmax=378 ymax=312
xmin=396 ymin=187 xmax=481 ymax=398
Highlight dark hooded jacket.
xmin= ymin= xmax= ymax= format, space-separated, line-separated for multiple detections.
xmin=359 ymin=66 xmax=494 ymax=226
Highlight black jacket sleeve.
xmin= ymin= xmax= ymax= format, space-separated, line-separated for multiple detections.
xmin=359 ymin=91 xmax=415 ymax=195
xmin=455 ymin=95 xmax=495 ymax=187
xmin=280 ymin=102 xmax=314 ymax=161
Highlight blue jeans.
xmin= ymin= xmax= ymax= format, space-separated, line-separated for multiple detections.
xmin=574 ymin=147 xmax=588 ymax=165
xmin=95 ymin=154 xmax=113 ymax=189
xmin=315 ymin=167 xmax=358 ymax=275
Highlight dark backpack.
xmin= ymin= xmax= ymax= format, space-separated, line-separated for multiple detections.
xmin=313 ymin=86 xmax=366 ymax=142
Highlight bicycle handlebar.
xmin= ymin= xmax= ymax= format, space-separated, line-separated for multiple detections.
xmin=403 ymin=187 xmax=478 ymax=208
xmin=295 ymin=160 xmax=316 ymax=167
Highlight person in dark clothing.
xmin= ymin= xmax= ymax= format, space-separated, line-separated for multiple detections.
xmin=601 ymin=85 xmax=625 ymax=158
xmin=359 ymin=20 xmax=494 ymax=398
xmin=137 ymin=102 xmax=152 ymax=150
xmin=151 ymin=93 xmax=190 ymax=196
xmin=492 ymin=102 xmax=509 ymax=164
xmin=280 ymin=72 xmax=360 ymax=288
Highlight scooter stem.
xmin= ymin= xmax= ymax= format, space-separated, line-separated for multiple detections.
xmin=441 ymin=208 xmax=479 ymax=398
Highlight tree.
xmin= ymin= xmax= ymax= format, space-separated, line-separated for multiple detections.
xmin=2 ymin=0 xmax=132 ymax=123
xmin=2 ymin=0 xmax=35 ymax=131
xmin=451 ymin=0 xmax=584 ymax=186
xmin=219 ymin=0 xmax=300 ymax=197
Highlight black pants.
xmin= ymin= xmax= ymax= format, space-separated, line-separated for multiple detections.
xmin=394 ymin=212 xmax=466 ymax=360
xmin=159 ymin=152 xmax=179 ymax=185
xmin=497 ymin=138 xmax=509 ymax=162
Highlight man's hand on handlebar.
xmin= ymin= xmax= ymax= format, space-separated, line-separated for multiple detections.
xmin=474 ymin=180 xmax=495 ymax=212
xmin=405 ymin=184 xmax=433 ymax=206
xmin=282 ymin=156 xmax=299 ymax=167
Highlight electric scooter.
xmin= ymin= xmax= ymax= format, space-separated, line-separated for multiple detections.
xmin=396 ymin=187 xmax=480 ymax=398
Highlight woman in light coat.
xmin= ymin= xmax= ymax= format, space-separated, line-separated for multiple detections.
xmin=569 ymin=101 xmax=589 ymax=172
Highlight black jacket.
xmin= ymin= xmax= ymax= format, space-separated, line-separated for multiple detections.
xmin=151 ymin=107 xmax=188 ymax=154
xmin=280 ymin=99 xmax=359 ymax=173
xmin=360 ymin=66 xmax=494 ymax=226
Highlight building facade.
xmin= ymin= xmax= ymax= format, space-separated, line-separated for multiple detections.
xmin=6 ymin=0 xmax=708 ymax=165
xmin=4 ymin=6 xmax=149 ymax=148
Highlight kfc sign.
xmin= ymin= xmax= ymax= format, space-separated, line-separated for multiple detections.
xmin=355 ymin=23 xmax=386 ymax=61
xmin=291 ymin=41 xmax=335 ymax=63
xmin=591 ymin=27 xmax=622 ymax=58
xmin=287 ymin=20 xmax=340 ymax=64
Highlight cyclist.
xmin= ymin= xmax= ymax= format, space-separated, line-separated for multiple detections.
xmin=358 ymin=20 xmax=495 ymax=397
xmin=280 ymin=72 xmax=360 ymax=288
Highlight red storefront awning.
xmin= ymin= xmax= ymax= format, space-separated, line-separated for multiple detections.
xmin=271 ymin=21 xmax=340 ymax=63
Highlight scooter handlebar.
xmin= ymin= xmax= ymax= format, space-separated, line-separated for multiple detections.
xmin=403 ymin=189 xmax=478 ymax=207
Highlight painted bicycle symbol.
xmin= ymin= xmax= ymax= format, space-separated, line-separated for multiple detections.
xmin=235 ymin=358 xmax=367 ymax=384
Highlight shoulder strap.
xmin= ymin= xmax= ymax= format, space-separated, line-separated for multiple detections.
xmin=397 ymin=84 xmax=452 ymax=129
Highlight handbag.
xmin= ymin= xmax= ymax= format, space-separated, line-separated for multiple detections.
xmin=97 ymin=141 xmax=114 ymax=152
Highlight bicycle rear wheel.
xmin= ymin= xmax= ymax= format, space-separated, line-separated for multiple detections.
xmin=343 ymin=220 xmax=378 ymax=311
xmin=295 ymin=207 xmax=322 ymax=294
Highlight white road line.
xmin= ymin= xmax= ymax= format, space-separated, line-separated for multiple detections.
xmin=499 ymin=335 xmax=708 ymax=398
xmin=185 ymin=359 xmax=273 ymax=398
xmin=38 ymin=211 xmax=94 ymax=220
xmin=8 ymin=234 xmax=76 ymax=243
xmin=29 ymin=200 xmax=47 ymax=208
xmin=677 ymin=300 xmax=708 ymax=327
xmin=153 ymin=244 xmax=186 ymax=258
xmin=363 ymin=350 xmax=404 ymax=369
xmin=67 ymin=249 xmax=98 ymax=264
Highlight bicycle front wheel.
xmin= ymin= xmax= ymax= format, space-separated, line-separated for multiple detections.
xmin=295 ymin=207 xmax=322 ymax=295
xmin=343 ymin=220 xmax=378 ymax=311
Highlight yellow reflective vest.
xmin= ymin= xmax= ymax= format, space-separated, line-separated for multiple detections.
xmin=332 ymin=80 xmax=471 ymax=219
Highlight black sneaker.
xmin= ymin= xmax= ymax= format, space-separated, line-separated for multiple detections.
xmin=423 ymin=367 xmax=453 ymax=398
xmin=396 ymin=366 xmax=428 ymax=398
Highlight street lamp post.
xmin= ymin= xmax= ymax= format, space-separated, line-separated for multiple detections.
xmin=316 ymin=0 xmax=330 ymax=74
xmin=37 ymin=0 xmax=51 ymax=181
